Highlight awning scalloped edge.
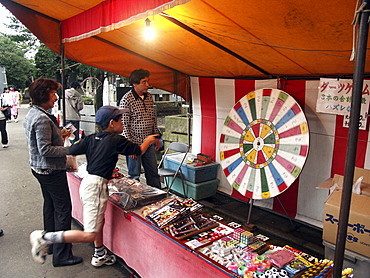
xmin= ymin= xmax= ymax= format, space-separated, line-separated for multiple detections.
xmin=62 ymin=0 xmax=190 ymax=43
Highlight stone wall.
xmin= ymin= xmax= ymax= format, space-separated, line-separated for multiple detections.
xmin=154 ymin=101 xmax=184 ymax=117
xmin=162 ymin=114 xmax=192 ymax=150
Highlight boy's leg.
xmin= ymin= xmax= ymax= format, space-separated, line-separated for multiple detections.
xmin=80 ymin=174 xmax=116 ymax=267
xmin=30 ymin=229 xmax=95 ymax=264
xmin=91 ymin=226 xmax=116 ymax=267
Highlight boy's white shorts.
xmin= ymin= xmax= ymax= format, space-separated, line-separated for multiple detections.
xmin=79 ymin=174 xmax=108 ymax=233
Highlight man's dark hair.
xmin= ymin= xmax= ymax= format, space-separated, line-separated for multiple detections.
xmin=29 ymin=78 xmax=60 ymax=105
xmin=70 ymin=81 xmax=81 ymax=89
xmin=129 ymin=69 xmax=150 ymax=85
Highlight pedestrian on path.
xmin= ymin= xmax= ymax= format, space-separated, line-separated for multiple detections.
xmin=0 ymin=91 xmax=9 ymax=148
xmin=65 ymin=81 xmax=84 ymax=144
xmin=1 ymin=87 xmax=12 ymax=122
xmin=0 ymin=106 xmax=9 ymax=148
xmin=24 ymin=78 xmax=83 ymax=267
xmin=29 ymin=105 xmax=159 ymax=267
xmin=9 ymin=86 xmax=21 ymax=123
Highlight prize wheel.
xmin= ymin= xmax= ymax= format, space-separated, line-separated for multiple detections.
xmin=219 ymin=88 xmax=309 ymax=200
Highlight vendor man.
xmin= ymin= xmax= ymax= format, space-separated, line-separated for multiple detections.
xmin=119 ymin=69 xmax=161 ymax=188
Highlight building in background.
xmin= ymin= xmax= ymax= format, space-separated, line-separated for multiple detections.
xmin=0 ymin=66 xmax=7 ymax=92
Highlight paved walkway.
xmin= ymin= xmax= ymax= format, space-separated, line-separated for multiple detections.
xmin=0 ymin=106 xmax=134 ymax=278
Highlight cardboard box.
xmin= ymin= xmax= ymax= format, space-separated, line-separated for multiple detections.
xmin=166 ymin=177 xmax=219 ymax=200
xmin=319 ymin=167 xmax=370 ymax=257
xmin=163 ymin=153 xmax=219 ymax=183
xmin=323 ymin=189 xmax=370 ymax=257
xmin=317 ymin=167 xmax=370 ymax=197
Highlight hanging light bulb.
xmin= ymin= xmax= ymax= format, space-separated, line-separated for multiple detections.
xmin=144 ymin=18 xmax=155 ymax=39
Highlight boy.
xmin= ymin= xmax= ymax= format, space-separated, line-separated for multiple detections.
xmin=29 ymin=105 xmax=159 ymax=266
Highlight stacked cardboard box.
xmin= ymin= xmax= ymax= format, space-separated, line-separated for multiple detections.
xmin=317 ymin=167 xmax=370 ymax=258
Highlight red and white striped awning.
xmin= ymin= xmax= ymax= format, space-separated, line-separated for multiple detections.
xmin=62 ymin=0 xmax=189 ymax=43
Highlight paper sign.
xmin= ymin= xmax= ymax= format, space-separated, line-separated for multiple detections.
xmin=316 ymin=78 xmax=370 ymax=130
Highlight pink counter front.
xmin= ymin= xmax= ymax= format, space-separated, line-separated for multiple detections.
xmin=67 ymin=173 xmax=232 ymax=278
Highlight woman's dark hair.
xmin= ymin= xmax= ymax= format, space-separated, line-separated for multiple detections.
xmin=28 ymin=78 xmax=61 ymax=105
xmin=129 ymin=69 xmax=150 ymax=85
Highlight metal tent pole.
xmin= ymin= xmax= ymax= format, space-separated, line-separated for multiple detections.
xmin=60 ymin=22 xmax=66 ymax=126
xmin=60 ymin=43 xmax=66 ymax=126
xmin=332 ymin=1 xmax=370 ymax=277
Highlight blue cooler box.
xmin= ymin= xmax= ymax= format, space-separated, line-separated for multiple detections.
xmin=167 ymin=177 xmax=219 ymax=200
xmin=163 ymin=153 xmax=219 ymax=183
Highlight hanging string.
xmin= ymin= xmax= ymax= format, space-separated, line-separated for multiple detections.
xmin=57 ymin=62 xmax=81 ymax=74
xmin=350 ymin=0 xmax=370 ymax=61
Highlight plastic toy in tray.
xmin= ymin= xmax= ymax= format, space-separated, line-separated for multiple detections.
xmin=183 ymin=222 xmax=234 ymax=250
xmin=108 ymin=177 xmax=167 ymax=207
xmin=282 ymin=245 xmax=317 ymax=263
xmin=181 ymin=198 xmax=204 ymax=215
xmin=139 ymin=196 xmax=183 ymax=218
xmin=145 ymin=198 xmax=204 ymax=228
xmin=163 ymin=214 xmax=218 ymax=240
xmin=111 ymin=167 xmax=124 ymax=179
xmin=145 ymin=199 xmax=189 ymax=228
xmin=264 ymin=248 xmax=296 ymax=269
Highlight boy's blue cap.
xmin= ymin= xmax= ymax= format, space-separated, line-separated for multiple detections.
xmin=95 ymin=105 xmax=129 ymax=127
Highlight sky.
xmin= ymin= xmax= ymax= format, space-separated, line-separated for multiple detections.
xmin=0 ymin=4 xmax=15 ymax=34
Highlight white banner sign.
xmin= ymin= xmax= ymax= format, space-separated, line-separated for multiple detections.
xmin=316 ymin=78 xmax=370 ymax=130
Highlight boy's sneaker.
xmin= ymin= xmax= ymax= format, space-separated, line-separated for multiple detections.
xmin=91 ymin=250 xmax=116 ymax=267
xmin=30 ymin=230 xmax=50 ymax=264
xmin=2 ymin=144 xmax=8 ymax=148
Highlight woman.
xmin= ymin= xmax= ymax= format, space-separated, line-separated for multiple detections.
xmin=23 ymin=78 xmax=82 ymax=267
xmin=9 ymin=86 xmax=20 ymax=122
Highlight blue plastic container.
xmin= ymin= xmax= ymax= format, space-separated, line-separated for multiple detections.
xmin=166 ymin=177 xmax=219 ymax=200
xmin=163 ymin=153 xmax=219 ymax=183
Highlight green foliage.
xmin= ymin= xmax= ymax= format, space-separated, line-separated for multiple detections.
xmin=0 ymin=35 xmax=36 ymax=90
xmin=34 ymin=44 xmax=60 ymax=80
xmin=3 ymin=16 xmax=39 ymax=55
xmin=81 ymin=95 xmax=94 ymax=105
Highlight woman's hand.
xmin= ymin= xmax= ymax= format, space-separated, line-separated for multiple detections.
xmin=61 ymin=127 xmax=73 ymax=139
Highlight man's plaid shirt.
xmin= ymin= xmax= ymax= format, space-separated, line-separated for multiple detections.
xmin=119 ymin=89 xmax=159 ymax=144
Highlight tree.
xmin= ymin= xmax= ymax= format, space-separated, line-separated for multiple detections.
xmin=2 ymin=15 xmax=39 ymax=57
xmin=34 ymin=44 xmax=61 ymax=80
xmin=0 ymin=35 xmax=36 ymax=90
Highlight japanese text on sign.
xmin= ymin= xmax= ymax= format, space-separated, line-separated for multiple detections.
xmin=325 ymin=213 xmax=370 ymax=243
xmin=316 ymin=78 xmax=370 ymax=130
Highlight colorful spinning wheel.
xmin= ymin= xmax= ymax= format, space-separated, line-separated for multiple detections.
xmin=219 ymin=88 xmax=309 ymax=200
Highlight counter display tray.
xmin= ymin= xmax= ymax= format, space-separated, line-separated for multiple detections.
xmin=108 ymin=177 xmax=167 ymax=208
